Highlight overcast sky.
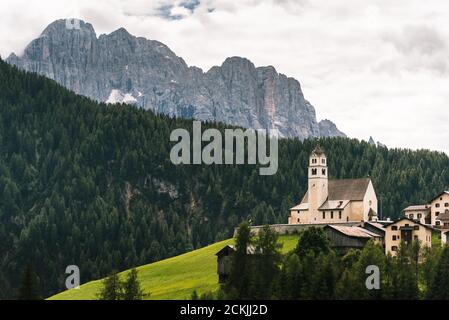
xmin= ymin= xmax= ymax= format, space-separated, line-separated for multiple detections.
xmin=1 ymin=0 xmax=448 ymax=154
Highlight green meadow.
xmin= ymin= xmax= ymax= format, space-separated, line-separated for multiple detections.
xmin=49 ymin=235 xmax=300 ymax=300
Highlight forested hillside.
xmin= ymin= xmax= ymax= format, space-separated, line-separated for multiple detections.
xmin=0 ymin=58 xmax=448 ymax=298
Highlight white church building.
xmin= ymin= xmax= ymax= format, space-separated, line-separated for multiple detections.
xmin=288 ymin=145 xmax=379 ymax=225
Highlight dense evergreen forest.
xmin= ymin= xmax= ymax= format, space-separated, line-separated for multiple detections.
xmin=0 ymin=58 xmax=448 ymax=299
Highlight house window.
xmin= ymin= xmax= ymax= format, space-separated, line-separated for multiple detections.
xmin=418 ymin=214 xmax=422 ymax=219
xmin=445 ymin=203 xmax=449 ymax=207
xmin=392 ymin=235 xmax=397 ymax=241
xmin=436 ymin=212 xmax=440 ymax=216
xmin=312 ymin=169 xmax=317 ymax=175
xmin=436 ymin=203 xmax=440 ymax=208
xmin=392 ymin=226 xmax=398 ymax=231
xmin=331 ymin=211 xmax=334 ymax=219
xmin=414 ymin=235 xmax=418 ymax=240
xmin=322 ymin=169 xmax=326 ymax=175
xmin=322 ymin=212 xmax=325 ymax=219
xmin=436 ymin=221 xmax=441 ymax=226
xmin=392 ymin=246 xmax=398 ymax=252
xmin=312 ymin=158 xmax=317 ymax=164
xmin=297 ymin=218 xmax=300 ymax=223
xmin=322 ymin=159 xmax=326 ymax=164
xmin=339 ymin=211 xmax=342 ymax=219
xmin=409 ymin=214 xmax=414 ymax=219
xmin=414 ymin=226 xmax=419 ymax=230
xmin=405 ymin=224 xmax=409 ymax=227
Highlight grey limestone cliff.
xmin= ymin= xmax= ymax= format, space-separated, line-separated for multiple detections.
xmin=7 ymin=19 xmax=346 ymax=140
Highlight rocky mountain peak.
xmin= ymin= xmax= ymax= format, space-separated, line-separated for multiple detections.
xmin=41 ymin=19 xmax=96 ymax=38
xmin=318 ymin=119 xmax=347 ymax=138
xmin=7 ymin=19 xmax=346 ymax=140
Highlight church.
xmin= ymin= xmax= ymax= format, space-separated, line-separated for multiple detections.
xmin=288 ymin=145 xmax=379 ymax=225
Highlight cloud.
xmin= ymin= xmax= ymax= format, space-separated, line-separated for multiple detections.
xmin=1 ymin=0 xmax=448 ymax=154
xmin=380 ymin=25 xmax=449 ymax=74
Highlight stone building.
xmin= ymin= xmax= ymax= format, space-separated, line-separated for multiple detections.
xmin=402 ymin=191 xmax=449 ymax=228
xmin=288 ymin=146 xmax=378 ymax=225
xmin=383 ymin=217 xmax=436 ymax=256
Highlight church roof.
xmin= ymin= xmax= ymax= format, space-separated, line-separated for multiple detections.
xmin=318 ymin=200 xmax=350 ymax=211
xmin=290 ymin=203 xmax=309 ymax=211
xmin=311 ymin=144 xmax=325 ymax=156
xmin=328 ymin=178 xmax=371 ymax=201
xmin=300 ymin=178 xmax=371 ymax=204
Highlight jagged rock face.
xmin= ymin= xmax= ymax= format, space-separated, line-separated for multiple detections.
xmin=318 ymin=119 xmax=346 ymax=138
xmin=7 ymin=19 xmax=346 ymax=140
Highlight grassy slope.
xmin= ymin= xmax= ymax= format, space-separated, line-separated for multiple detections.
xmin=49 ymin=235 xmax=300 ymax=300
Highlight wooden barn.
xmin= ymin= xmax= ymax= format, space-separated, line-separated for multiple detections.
xmin=324 ymin=225 xmax=383 ymax=254
xmin=215 ymin=245 xmax=257 ymax=283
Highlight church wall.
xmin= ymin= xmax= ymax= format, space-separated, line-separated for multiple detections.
xmin=363 ymin=181 xmax=378 ymax=221
xmin=289 ymin=209 xmax=313 ymax=224
xmin=348 ymin=201 xmax=364 ymax=222
xmin=315 ymin=208 xmax=348 ymax=224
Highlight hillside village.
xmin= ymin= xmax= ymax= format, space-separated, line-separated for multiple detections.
xmin=217 ymin=145 xmax=449 ymax=281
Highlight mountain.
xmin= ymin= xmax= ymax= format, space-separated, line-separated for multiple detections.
xmin=6 ymin=19 xmax=344 ymax=140
xmin=1 ymin=58 xmax=448 ymax=299
xmin=318 ymin=119 xmax=346 ymax=138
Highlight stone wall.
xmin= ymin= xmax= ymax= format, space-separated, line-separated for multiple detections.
xmin=234 ymin=221 xmax=363 ymax=237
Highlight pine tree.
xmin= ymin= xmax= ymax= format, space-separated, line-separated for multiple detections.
xmin=253 ymin=225 xmax=283 ymax=299
xmin=394 ymin=242 xmax=419 ymax=300
xmin=427 ymin=246 xmax=449 ymax=299
xmin=17 ymin=265 xmax=40 ymax=300
xmin=97 ymin=272 xmax=122 ymax=300
xmin=121 ymin=269 xmax=147 ymax=300
xmin=226 ymin=221 xmax=254 ymax=299
xmin=294 ymin=227 xmax=330 ymax=258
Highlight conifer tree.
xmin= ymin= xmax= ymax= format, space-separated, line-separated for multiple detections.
xmin=17 ymin=265 xmax=40 ymax=300
xmin=97 ymin=272 xmax=122 ymax=300
xmin=253 ymin=225 xmax=282 ymax=299
xmin=294 ymin=227 xmax=330 ymax=258
xmin=427 ymin=246 xmax=449 ymax=299
xmin=121 ymin=269 xmax=147 ymax=300
xmin=226 ymin=221 xmax=253 ymax=299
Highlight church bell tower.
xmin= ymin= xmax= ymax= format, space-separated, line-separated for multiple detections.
xmin=308 ymin=144 xmax=329 ymax=216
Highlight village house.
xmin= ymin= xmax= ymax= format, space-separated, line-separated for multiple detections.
xmin=403 ymin=205 xmax=431 ymax=225
xmin=288 ymin=146 xmax=378 ymax=225
xmin=403 ymin=191 xmax=449 ymax=228
xmin=383 ymin=217 xmax=436 ymax=256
